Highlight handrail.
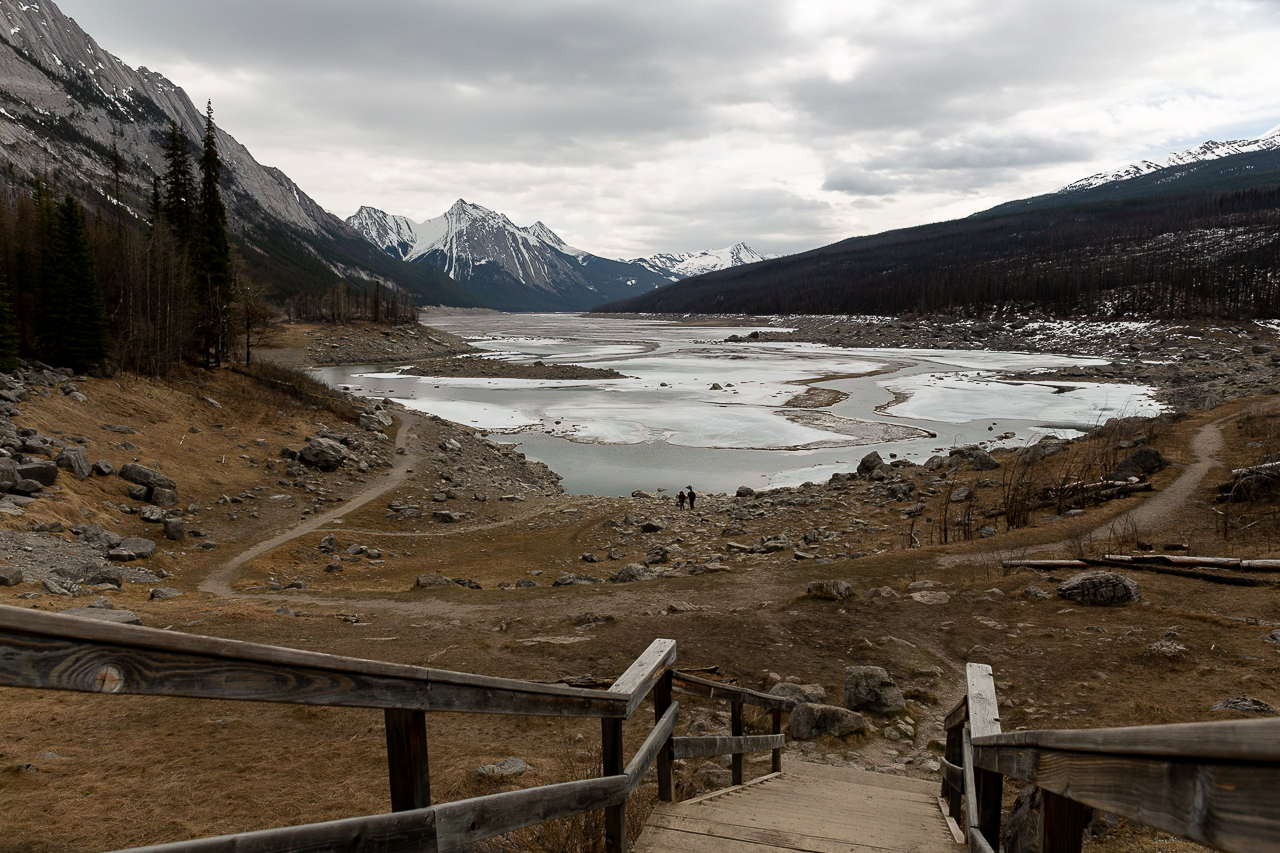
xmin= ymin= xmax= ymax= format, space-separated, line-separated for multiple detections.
xmin=0 ymin=605 xmax=789 ymax=853
xmin=944 ymin=660 xmax=1280 ymax=853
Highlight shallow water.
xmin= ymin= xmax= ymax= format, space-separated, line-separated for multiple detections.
xmin=313 ymin=314 xmax=1161 ymax=496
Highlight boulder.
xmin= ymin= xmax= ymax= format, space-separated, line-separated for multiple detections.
xmin=1210 ymin=696 xmax=1277 ymax=715
xmin=1056 ymin=571 xmax=1140 ymax=606
xmin=318 ymin=534 xmax=337 ymax=552
xmin=91 ymin=459 xmax=113 ymax=476
xmin=1002 ymin=786 xmax=1042 ymax=853
xmin=433 ymin=511 xmax=464 ymax=523
xmin=86 ymin=567 xmax=123 ymax=587
xmin=909 ymin=590 xmax=951 ymax=605
xmin=298 ymin=438 xmax=349 ymax=472
xmin=17 ymin=460 xmax=58 ymax=487
xmin=108 ymin=537 xmax=157 ymax=562
xmin=610 ymin=563 xmax=658 ymax=583
xmin=149 ymin=587 xmax=183 ymax=601
xmin=1108 ymin=446 xmax=1169 ymax=481
xmin=969 ymin=449 xmax=1000 ymax=471
xmin=162 ymin=518 xmax=186 ymax=542
xmin=139 ymin=506 xmax=166 ymax=523
xmin=807 ymin=580 xmax=853 ymax=600
xmin=60 ymin=608 xmax=142 ymax=625
xmin=414 ymin=573 xmax=453 ymax=588
xmin=12 ymin=478 xmax=43 ymax=495
xmin=868 ymin=586 xmax=900 ymax=599
xmin=55 ymin=446 xmax=91 ymax=480
xmin=0 ymin=457 xmax=19 ymax=492
xmin=0 ymin=565 xmax=23 ymax=586
xmin=857 ymin=451 xmax=884 ymax=478
xmin=119 ymin=463 xmax=176 ymax=491
xmin=769 ymin=683 xmax=827 ymax=710
xmin=640 ymin=520 xmax=665 ymax=533
xmin=472 ymin=758 xmax=531 ymax=779
xmin=843 ymin=666 xmax=906 ymax=714
xmin=736 ymin=485 xmax=756 ymax=498
xmin=151 ymin=488 xmax=179 ymax=508
xmin=789 ymin=703 xmax=869 ymax=739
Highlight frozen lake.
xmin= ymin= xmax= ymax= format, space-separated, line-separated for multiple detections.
xmin=312 ymin=314 xmax=1161 ymax=496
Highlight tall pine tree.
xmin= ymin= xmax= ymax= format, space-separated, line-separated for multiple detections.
xmin=160 ymin=122 xmax=194 ymax=245
xmin=42 ymin=196 xmax=107 ymax=371
xmin=193 ymin=101 xmax=232 ymax=367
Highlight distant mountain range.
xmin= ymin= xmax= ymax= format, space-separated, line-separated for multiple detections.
xmin=0 ymin=0 xmax=471 ymax=306
xmin=347 ymin=201 xmax=770 ymax=311
xmin=597 ymin=129 xmax=1280 ymax=319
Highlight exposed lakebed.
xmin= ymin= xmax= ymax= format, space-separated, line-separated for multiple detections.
xmin=313 ymin=314 xmax=1161 ymax=496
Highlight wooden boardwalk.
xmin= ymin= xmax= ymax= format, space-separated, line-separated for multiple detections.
xmin=635 ymin=762 xmax=958 ymax=853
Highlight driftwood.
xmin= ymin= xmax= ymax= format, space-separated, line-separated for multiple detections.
xmin=1217 ymin=460 xmax=1280 ymax=502
xmin=1002 ymin=555 xmax=1280 ymax=587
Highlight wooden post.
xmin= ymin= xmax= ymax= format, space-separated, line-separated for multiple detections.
xmin=975 ymin=767 xmax=1003 ymax=850
xmin=654 ymin=669 xmax=675 ymax=802
xmin=603 ymin=717 xmax=626 ymax=853
xmin=1041 ymin=790 xmax=1090 ymax=853
xmin=965 ymin=662 xmax=1003 ymax=846
xmin=944 ymin=725 xmax=963 ymax=821
xmin=771 ymin=708 xmax=783 ymax=773
xmin=384 ymin=708 xmax=430 ymax=811
xmin=731 ymin=701 xmax=744 ymax=786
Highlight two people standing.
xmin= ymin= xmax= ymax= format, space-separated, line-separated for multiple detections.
xmin=676 ymin=485 xmax=697 ymax=510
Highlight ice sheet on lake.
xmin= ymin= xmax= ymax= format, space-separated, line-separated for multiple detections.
xmin=882 ymin=372 xmax=1160 ymax=425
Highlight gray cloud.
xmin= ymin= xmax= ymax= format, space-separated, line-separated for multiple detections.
xmin=55 ymin=0 xmax=1280 ymax=257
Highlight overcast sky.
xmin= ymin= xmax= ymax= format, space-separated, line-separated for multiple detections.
xmin=56 ymin=0 xmax=1280 ymax=259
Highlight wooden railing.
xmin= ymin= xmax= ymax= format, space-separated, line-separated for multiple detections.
xmin=0 ymin=605 xmax=785 ymax=853
xmin=943 ymin=662 xmax=1280 ymax=853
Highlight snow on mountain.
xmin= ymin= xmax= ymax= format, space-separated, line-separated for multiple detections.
xmin=632 ymin=243 xmax=770 ymax=280
xmin=1060 ymin=124 xmax=1280 ymax=193
xmin=347 ymin=200 xmax=770 ymax=311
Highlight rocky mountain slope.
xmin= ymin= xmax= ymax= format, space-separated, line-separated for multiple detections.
xmin=349 ymin=201 xmax=770 ymax=311
xmin=0 ymin=0 xmax=470 ymax=306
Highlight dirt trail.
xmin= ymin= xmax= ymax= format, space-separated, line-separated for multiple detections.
xmin=939 ymin=415 xmax=1230 ymax=569
xmin=199 ymin=415 xmax=422 ymax=598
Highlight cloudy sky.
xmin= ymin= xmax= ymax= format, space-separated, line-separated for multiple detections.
xmin=56 ymin=0 xmax=1280 ymax=259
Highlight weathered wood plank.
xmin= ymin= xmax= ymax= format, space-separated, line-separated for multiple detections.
xmin=609 ymin=638 xmax=676 ymax=717
xmin=628 ymin=702 xmax=679 ymax=793
xmin=967 ymin=825 xmax=997 ymax=853
xmin=943 ymin=726 xmax=963 ymax=821
xmin=944 ymin=695 xmax=968 ymax=731
xmin=385 ymin=709 xmax=430 ymax=811
xmin=973 ymin=718 xmax=1280 ymax=762
xmin=0 ymin=607 xmax=626 ymax=717
xmin=975 ymin=744 xmax=1280 ymax=853
xmin=965 ymin=663 xmax=1000 ymax=740
xmin=770 ymin=707 xmax=783 ymax=774
xmin=672 ymin=734 xmax=786 ymax=760
xmin=654 ymin=670 xmax=676 ymax=802
xmin=434 ymin=776 xmax=628 ymax=852
xmin=731 ymin=701 xmax=745 ymax=786
xmin=1042 ymin=791 xmax=1088 ymax=853
xmin=109 ymin=808 xmax=438 ymax=853
xmin=962 ymin=726 xmax=979 ymax=834
xmin=602 ymin=717 xmax=626 ymax=853
xmin=645 ymin=813 xmax=951 ymax=853
xmin=939 ymin=757 xmax=963 ymax=795
xmin=672 ymin=671 xmax=787 ymax=710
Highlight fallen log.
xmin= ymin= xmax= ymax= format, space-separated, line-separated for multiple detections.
xmin=1086 ymin=558 xmax=1280 ymax=587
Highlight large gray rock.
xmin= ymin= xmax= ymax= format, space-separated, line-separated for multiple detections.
xmin=610 ymin=563 xmax=658 ymax=583
xmin=0 ymin=457 xmax=19 ymax=492
xmin=162 ymin=518 xmax=186 ymax=542
xmin=414 ymin=573 xmax=453 ymax=588
xmin=149 ymin=587 xmax=183 ymax=601
xmin=969 ymin=449 xmax=1000 ymax=471
xmin=1108 ymin=445 xmax=1169 ymax=481
xmin=1002 ymin=785 xmax=1042 ymax=853
xmin=298 ymin=437 xmax=349 ymax=471
xmin=1210 ymin=696 xmax=1277 ymax=715
xmin=55 ymin=446 xmax=91 ymax=480
xmin=17 ymin=460 xmax=58 ymax=487
xmin=843 ymin=666 xmax=906 ymax=714
xmin=1056 ymin=571 xmax=1140 ymax=606
xmin=789 ymin=703 xmax=869 ymax=739
xmin=108 ymin=537 xmax=157 ymax=562
xmin=151 ymin=488 xmax=179 ymax=507
xmin=808 ymin=580 xmax=853 ymax=600
xmin=60 ymin=607 xmax=142 ymax=625
xmin=0 ymin=565 xmax=24 ymax=586
xmin=770 ymin=682 xmax=827 ymax=710
xmin=119 ymin=463 xmax=176 ymax=491
xmin=857 ymin=451 xmax=884 ymax=478
xmin=472 ymin=758 xmax=531 ymax=779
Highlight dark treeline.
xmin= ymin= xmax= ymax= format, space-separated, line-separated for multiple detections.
xmin=599 ymin=186 xmax=1280 ymax=319
xmin=0 ymin=102 xmax=416 ymax=375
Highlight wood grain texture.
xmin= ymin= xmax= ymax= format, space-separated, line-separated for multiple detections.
xmin=944 ymin=695 xmax=968 ymax=732
xmin=109 ymin=808 xmax=438 ymax=853
xmin=1042 ymin=791 xmax=1089 ymax=853
xmin=602 ymin=717 xmax=626 ymax=853
xmin=672 ymin=735 xmax=786 ymax=760
xmin=975 ymin=744 xmax=1280 ymax=853
xmin=965 ymin=663 xmax=1001 ymax=740
xmin=385 ymin=709 xmax=430 ymax=811
xmin=434 ymin=776 xmax=627 ymax=852
xmin=671 ymin=671 xmax=787 ymax=710
xmin=974 ymin=718 xmax=1280 ymax=762
xmin=0 ymin=609 xmax=626 ymax=717
xmin=609 ymin=638 xmax=676 ymax=717
xmin=628 ymin=702 xmax=679 ymax=793
xmin=654 ymin=671 xmax=676 ymax=802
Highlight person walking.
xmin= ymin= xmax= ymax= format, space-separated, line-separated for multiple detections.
xmin=677 ymin=490 xmax=687 ymax=510
xmin=686 ymin=485 xmax=697 ymax=510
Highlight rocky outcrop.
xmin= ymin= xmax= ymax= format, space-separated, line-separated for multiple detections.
xmin=1056 ymin=571 xmax=1140 ymax=606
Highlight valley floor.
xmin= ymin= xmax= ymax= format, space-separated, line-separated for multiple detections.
xmin=1 ymin=319 xmax=1277 ymax=853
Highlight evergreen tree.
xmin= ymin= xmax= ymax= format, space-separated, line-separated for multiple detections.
xmin=160 ymin=122 xmax=194 ymax=244
xmin=42 ymin=196 xmax=107 ymax=370
xmin=193 ymin=101 xmax=232 ymax=366
xmin=0 ymin=205 xmax=18 ymax=370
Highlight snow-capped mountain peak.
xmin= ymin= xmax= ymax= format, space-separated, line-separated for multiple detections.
xmin=1060 ymin=124 xmax=1280 ymax=193
xmin=631 ymin=242 xmax=770 ymax=280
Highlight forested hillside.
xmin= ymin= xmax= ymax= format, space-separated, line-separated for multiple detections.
xmin=598 ymin=151 xmax=1280 ymax=319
